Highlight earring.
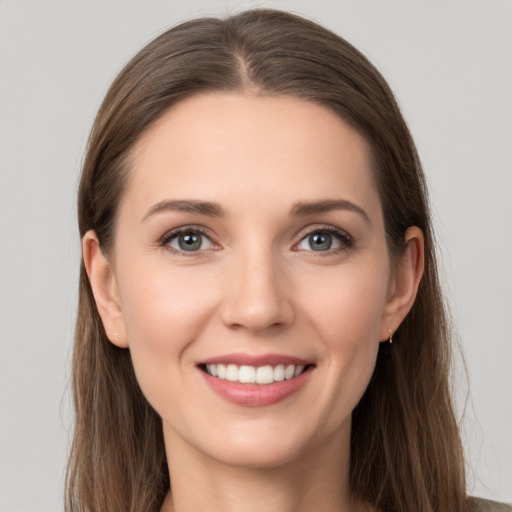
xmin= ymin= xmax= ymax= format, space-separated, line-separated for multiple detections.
xmin=388 ymin=328 xmax=393 ymax=344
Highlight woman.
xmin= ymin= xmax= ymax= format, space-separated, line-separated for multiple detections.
xmin=66 ymin=8 xmax=510 ymax=512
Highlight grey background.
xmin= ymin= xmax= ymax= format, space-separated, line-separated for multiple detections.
xmin=0 ymin=1 xmax=511 ymax=510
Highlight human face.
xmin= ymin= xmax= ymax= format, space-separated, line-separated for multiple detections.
xmin=106 ymin=93 xmax=396 ymax=467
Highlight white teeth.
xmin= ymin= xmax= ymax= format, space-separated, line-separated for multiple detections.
xmin=238 ymin=365 xmax=256 ymax=383
xmin=256 ymin=365 xmax=274 ymax=384
xmin=226 ymin=364 xmax=239 ymax=382
xmin=273 ymin=364 xmax=285 ymax=382
xmin=294 ymin=364 xmax=305 ymax=377
xmin=217 ymin=364 xmax=226 ymax=379
xmin=204 ymin=363 xmax=309 ymax=384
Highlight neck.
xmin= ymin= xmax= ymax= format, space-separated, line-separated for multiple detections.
xmin=160 ymin=422 xmax=367 ymax=512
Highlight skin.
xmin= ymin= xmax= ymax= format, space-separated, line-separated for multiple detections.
xmin=83 ymin=93 xmax=424 ymax=512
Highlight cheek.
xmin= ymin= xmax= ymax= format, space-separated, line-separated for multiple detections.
xmin=118 ymin=258 xmax=218 ymax=344
xmin=115 ymin=259 xmax=220 ymax=400
xmin=296 ymin=262 xmax=388 ymax=410
xmin=300 ymin=261 xmax=389 ymax=345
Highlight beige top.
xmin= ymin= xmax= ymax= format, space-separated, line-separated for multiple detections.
xmin=470 ymin=497 xmax=512 ymax=511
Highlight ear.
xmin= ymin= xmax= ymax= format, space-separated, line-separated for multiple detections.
xmin=379 ymin=226 xmax=424 ymax=341
xmin=82 ymin=230 xmax=128 ymax=348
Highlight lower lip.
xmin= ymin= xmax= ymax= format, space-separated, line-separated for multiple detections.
xmin=200 ymin=367 xmax=313 ymax=407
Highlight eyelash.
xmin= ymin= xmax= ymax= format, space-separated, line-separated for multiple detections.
xmin=159 ymin=225 xmax=353 ymax=256
xmin=160 ymin=226 xmax=217 ymax=256
xmin=294 ymin=225 xmax=353 ymax=255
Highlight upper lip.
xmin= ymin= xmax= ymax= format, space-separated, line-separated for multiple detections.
xmin=198 ymin=353 xmax=314 ymax=367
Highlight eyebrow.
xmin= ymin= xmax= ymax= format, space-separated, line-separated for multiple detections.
xmin=142 ymin=198 xmax=370 ymax=224
xmin=291 ymin=199 xmax=371 ymax=224
xmin=142 ymin=199 xmax=225 ymax=221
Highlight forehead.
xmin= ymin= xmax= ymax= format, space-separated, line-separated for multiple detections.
xmin=123 ymin=92 xmax=380 ymax=217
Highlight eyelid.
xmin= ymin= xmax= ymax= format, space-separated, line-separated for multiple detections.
xmin=159 ymin=225 xmax=220 ymax=255
xmin=158 ymin=223 xmax=352 ymax=256
xmin=293 ymin=224 xmax=353 ymax=252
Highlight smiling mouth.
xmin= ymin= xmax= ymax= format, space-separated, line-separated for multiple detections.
xmin=199 ymin=363 xmax=313 ymax=385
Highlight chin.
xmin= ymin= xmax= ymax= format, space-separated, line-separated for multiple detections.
xmin=190 ymin=413 xmax=347 ymax=470
xmin=207 ymin=438 xmax=308 ymax=469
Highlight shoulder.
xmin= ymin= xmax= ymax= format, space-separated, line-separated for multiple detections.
xmin=468 ymin=497 xmax=512 ymax=512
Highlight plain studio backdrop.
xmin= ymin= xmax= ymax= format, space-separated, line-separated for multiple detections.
xmin=0 ymin=1 xmax=511 ymax=510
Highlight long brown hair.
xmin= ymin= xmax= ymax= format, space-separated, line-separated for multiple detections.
xmin=67 ymin=9 xmax=466 ymax=512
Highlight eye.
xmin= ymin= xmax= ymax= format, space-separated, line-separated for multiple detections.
xmin=162 ymin=228 xmax=215 ymax=253
xmin=295 ymin=228 xmax=351 ymax=252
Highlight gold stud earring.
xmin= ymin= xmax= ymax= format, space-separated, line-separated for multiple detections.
xmin=388 ymin=328 xmax=393 ymax=344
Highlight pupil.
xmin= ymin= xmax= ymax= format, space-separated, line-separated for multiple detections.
xmin=179 ymin=233 xmax=201 ymax=251
xmin=310 ymin=232 xmax=332 ymax=251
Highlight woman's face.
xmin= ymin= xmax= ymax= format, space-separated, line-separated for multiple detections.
xmin=88 ymin=93 xmax=416 ymax=468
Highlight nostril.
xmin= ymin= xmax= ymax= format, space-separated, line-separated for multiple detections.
xmin=219 ymin=268 xmax=295 ymax=332
xmin=221 ymin=303 xmax=294 ymax=334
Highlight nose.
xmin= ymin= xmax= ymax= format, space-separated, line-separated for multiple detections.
xmin=219 ymin=247 xmax=295 ymax=334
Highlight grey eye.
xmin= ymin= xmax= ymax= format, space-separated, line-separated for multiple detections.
xmin=296 ymin=230 xmax=345 ymax=252
xmin=307 ymin=232 xmax=332 ymax=251
xmin=168 ymin=232 xmax=213 ymax=252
